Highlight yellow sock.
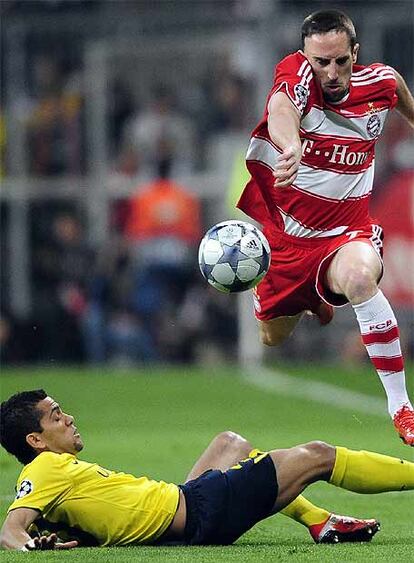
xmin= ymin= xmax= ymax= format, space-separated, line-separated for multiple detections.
xmin=281 ymin=495 xmax=329 ymax=527
xmin=330 ymin=446 xmax=414 ymax=493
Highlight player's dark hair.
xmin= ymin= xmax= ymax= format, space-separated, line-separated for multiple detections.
xmin=0 ymin=389 xmax=47 ymax=465
xmin=301 ymin=10 xmax=357 ymax=49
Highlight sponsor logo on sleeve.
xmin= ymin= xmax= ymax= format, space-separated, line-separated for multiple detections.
xmin=293 ymin=84 xmax=309 ymax=111
xmin=15 ymin=479 xmax=33 ymax=499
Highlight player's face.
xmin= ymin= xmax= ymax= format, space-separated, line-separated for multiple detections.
xmin=28 ymin=396 xmax=84 ymax=456
xmin=304 ymin=31 xmax=359 ymax=102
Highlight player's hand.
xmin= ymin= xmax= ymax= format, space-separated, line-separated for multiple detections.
xmin=22 ymin=533 xmax=78 ymax=550
xmin=273 ymin=145 xmax=301 ymax=187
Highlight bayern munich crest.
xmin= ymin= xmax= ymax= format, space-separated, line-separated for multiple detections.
xmin=366 ymin=113 xmax=381 ymax=138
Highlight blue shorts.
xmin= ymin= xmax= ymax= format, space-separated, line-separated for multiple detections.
xmin=179 ymin=450 xmax=278 ymax=545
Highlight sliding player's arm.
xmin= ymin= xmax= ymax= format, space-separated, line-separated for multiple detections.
xmin=0 ymin=508 xmax=77 ymax=551
xmin=394 ymin=69 xmax=414 ymax=129
xmin=268 ymin=92 xmax=302 ymax=187
xmin=0 ymin=507 xmax=39 ymax=550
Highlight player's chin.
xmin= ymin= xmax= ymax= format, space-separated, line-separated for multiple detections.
xmin=74 ymin=437 xmax=84 ymax=451
xmin=323 ymin=86 xmax=346 ymax=102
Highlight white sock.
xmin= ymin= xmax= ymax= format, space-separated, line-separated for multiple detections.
xmin=352 ymin=290 xmax=412 ymax=418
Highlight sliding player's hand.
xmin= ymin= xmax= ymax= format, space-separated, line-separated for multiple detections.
xmin=273 ymin=145 xmax=301 ymax=187
xmin=23 ymin=533 xmax=78 ymax=550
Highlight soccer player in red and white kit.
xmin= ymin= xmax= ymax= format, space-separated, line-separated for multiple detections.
xmin=238 ymin=10 xmax=414 ymax=445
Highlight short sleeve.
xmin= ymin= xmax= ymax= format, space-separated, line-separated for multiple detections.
xmin=269 ymin=52 xmax=317 ymax=116
xmin=8 ymin=453 xmax=72 ymax=515
xmin=370 ymin=63 xmax=398 ymax=110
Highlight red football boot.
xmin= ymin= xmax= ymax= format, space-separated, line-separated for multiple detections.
xmin=393 ymin=405 xmax=414 ymax=446
xmin=309 ymin=514 xmax=380 ymax=544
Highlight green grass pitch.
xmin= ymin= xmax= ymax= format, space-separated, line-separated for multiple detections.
xmin=0 ymin=363 xmax=413 ymax=561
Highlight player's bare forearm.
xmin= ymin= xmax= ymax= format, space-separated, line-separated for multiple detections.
xmin=0 ymin=523 xmax=32 ymax=550
xmin=0 ymin=525 xmax=78 ymax=551
xmin=0 ymin=508 xmax=78 ymax=551
xmin=0 ymin=509 xmax=37 ymax=550
xmin=394 ymin=70 xmax=414 ymax=129
xmin=267 ymin=92 xmax=302 ymax=187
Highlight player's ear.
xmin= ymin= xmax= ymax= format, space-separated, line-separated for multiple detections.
xmin=26 ymin=432 xmax=46 ymax=452
xmin=352 ymin=43 xmax=359 ymax=64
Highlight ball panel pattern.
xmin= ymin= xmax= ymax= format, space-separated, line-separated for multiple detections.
xmin=199 ymin=220 xmax=271 ymax=293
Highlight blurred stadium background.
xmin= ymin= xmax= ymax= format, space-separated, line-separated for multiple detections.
xmin=0 ymin=0 xmax=413 ymax=369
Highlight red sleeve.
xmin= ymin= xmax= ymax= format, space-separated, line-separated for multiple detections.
xmin=268 ymin=51 xmax=319 ymax=116
xmin=369 ymin=63 xmax=398 ymax=110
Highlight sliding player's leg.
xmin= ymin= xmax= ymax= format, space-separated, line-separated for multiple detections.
xmin=269 ymin=441 xmax=414 ymax=511
xmin=185 ymin=432 xmax=252 ymax=482
xmin=269 ymin=442 xmax=379 ymax=543
xmin=268 ymin=441 xmax=414 ymax=541
xmin=329 ymin=446 xmax=414 ymax=493
xmin=185 ymin=432 xmax=379 ymax=543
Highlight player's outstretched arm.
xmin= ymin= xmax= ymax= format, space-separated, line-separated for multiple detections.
xmin=0 ymin=508 xmax=78 ymax=551
xmin=394 ymin=69 xmax=414 ymax=129
xmin=0 ymin=508 xmax=39 ymax=550
xmin=268 ymin=92 xmax=302 ymax=187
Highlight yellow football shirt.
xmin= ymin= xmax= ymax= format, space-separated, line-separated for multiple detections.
xmin=8 ymin=451 xmax=179 ymax=546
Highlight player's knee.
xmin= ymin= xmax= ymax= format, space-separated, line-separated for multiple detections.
xmin=341 ymin=266 xmax=378 ymax=302
xmin=302 ymin=441 xmax=336 ymax=479
xmin=213 ymin=431 xmax=252 ymax=457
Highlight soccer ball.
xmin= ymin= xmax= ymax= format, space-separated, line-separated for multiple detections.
xmin=198 ymin=220 xmax=271 ymax=293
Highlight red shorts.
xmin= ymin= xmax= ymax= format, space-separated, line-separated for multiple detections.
xmin=253 ymin=224 xmax=384 ymax=321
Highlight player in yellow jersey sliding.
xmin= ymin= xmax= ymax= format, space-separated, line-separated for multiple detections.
xmin=1 ymin=389 xmax=413 ymax=550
